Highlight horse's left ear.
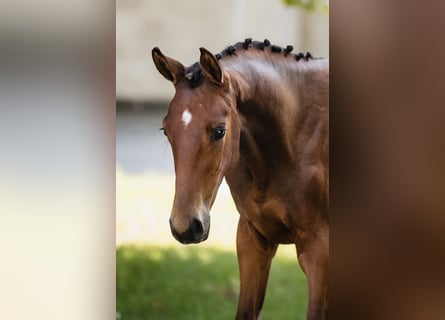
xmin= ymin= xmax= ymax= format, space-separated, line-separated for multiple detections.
xmin=199 ymin=47 xmax=223 ymax=85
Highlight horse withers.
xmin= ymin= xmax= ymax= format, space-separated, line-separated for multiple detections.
xmin=152 ymin=39 xmax=329 ymax=320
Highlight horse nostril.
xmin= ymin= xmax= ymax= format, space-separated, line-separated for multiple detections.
xmin=169 ymin=216 xmax=208 ymax=244
xmin=190 ymin=218 xmax=203 ymax=236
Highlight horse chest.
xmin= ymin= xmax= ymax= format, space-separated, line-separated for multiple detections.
xmin=231 ymin=186 xmax=296 ymax=244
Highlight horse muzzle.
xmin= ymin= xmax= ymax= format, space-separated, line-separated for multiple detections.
xmin=169 ymin=215 xmax=210 ymax=244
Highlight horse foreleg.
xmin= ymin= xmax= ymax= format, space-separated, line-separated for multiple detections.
xmin=235 ymin=216 xmax=278 ymax=320
xmin=297 ymin=223 xmax=329 ymax=320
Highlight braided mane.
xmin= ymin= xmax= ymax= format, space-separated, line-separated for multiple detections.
xmin=185 ymin=38 xmax=320 ymax=88
xmin=216 ymin=38 xmax=317 ymax=61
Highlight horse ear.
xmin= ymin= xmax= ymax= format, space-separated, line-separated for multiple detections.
xmin=152 ymin=47 xmax=185 ymax=85
xmin=199 ymin=47 xmax=223 ymax=85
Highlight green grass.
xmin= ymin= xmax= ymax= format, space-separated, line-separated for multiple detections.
xmin=117 ymin=245 xmax=307 ymax=320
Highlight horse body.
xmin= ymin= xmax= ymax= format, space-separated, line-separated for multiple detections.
xmin=152 ymin=39 xmax=328 ymax=320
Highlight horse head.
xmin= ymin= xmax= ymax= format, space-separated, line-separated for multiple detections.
xmin=152 ymin=47 xmax=240 ymax=244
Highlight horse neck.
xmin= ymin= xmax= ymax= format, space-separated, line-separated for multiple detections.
xmin=224 ymin=55 xmax=327 ymax=109
xmin=224 ymin=56 xmax=328 ymax=185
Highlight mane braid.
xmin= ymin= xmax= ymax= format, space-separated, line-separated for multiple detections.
xmin=304 ymin=52 xmax=313 ymax=60
xmin=271 ymin=45 xmax=282 ymax=53
xmin=284 ymin=45 xmax=293 ymax=55
xmin=295 ymin=52 xmax=305 ymax=61
xmin=226 ymin=45 xmax=236 ymax=55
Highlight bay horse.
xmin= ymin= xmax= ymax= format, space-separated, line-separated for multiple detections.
xmin=152 ymin=39 xmax=329 ymax=320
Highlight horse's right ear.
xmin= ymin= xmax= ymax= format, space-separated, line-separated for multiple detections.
xmin=152 ymin=47 xmax=185 ymax=85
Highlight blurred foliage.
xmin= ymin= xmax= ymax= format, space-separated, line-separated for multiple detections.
xmin=283 ymin=0 xmax=329 ymax=14
xmin=117 ymin=245 xmax=308 ymax=320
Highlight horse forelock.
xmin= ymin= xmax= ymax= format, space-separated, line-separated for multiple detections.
xmin=184 ymin=62 xmax=204 ymax=89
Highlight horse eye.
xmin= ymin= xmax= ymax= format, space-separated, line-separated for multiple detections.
xmin=213 ymin=128 xmax=226 ymax=141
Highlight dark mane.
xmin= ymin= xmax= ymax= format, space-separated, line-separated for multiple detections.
xmin=184 ymin=38 xmax=322 ymax=89
xmin=217 ymin=38 xmax=320 ymax=62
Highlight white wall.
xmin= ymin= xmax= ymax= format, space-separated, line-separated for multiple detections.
xmin=116 ymin=0 xmax=328 ymax=101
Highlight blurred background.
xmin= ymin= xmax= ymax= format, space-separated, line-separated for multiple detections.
xmin=116 ymin=0 xmax=328 ymax=318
